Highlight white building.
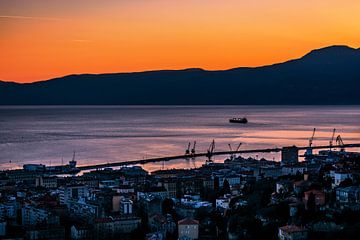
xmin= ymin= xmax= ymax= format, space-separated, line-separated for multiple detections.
xmin=216 ymin=195 xmax=231 ymax=210
xmin=120 ymin=198 xmax=133 ymax=215
xmin=59 ymin=185 xmax=89 ymax=206
xmin=334 ymin=172 xmax=352 ymax=187
xmin=178 ymin=218 xmax=199 ymax=240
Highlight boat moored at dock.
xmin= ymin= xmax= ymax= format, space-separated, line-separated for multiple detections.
xmin=23 ymin=152 xmax=80 ymax=174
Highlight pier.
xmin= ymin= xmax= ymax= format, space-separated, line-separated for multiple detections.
xmin=77 ymin=143 xmax=360 ymax=171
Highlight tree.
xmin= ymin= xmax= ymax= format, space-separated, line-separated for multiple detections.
xmin=162 ymin=198 xmax=174 ymax=215
xmin=222 ymin=179 xmax=231 ymax=195
xmin=307 ymin=192 xmax=316 ymax=214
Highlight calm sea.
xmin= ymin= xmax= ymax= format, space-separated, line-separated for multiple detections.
xmin=0 ymin=106 xmax=359 ymax=172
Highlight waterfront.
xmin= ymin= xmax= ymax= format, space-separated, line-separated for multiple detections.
xmin=1 ymin=106 xmax=359 ymax=171
xmin=1 ymin=105 xmax=360 ymax=239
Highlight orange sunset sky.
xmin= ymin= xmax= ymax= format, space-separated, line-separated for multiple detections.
xmin=1 ymin=0 xmax=360 ymax=83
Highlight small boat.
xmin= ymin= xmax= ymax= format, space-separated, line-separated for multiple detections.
xmin=229 ymin=117 xmax=248 ymax=124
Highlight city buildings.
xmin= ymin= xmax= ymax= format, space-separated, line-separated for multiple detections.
xmin=0 ymin=151 xmax=359 ymax=239
xmin=178 ymin=218 xmax=199 ymax=240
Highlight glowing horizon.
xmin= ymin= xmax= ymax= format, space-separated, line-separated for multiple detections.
xmin=1 ymin=0 xmax=360 ymax=83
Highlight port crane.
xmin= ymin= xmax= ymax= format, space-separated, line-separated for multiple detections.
xmin=228 ymin=144 xmax=233 ymax=160
xmin=336 ymin=135 xmax=345 ymax=152
xmin=185 ymin=142 xmax=191 ymax=155
xmin=305 ymin=128 xmax=316 ymax=156
xmin=228 ymin=143 xmax=242 ymax=160
xmin=236 ymin=142 xmax=242 ymax=152
xmin=309 ymin=128 xmax=316 ymax=147
xmin=77 ymin=142 xmax=360 ymax=171
xmin=206 ymin=139 xmax=216 ymax=163
xmin=190 ymin=141 xmax=197 ymax=167
xmin=191 ymin=141 xmax=196 ymax=156
xmin=329 ymin=128 xmax=336 ymax=151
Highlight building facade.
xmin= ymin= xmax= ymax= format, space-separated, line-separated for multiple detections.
xmin=178 ymin=218 xmax=199 ymax=240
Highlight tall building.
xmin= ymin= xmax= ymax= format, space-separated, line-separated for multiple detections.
xmin=281 ymin=146 xmax=299 ymax=165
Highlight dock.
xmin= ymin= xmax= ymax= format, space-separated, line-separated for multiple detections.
xmin=77 ymin=143 xmax=360 ymax=171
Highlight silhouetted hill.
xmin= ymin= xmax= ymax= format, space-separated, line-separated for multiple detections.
xmin=1 ymin=45 xmax=359 ymax=105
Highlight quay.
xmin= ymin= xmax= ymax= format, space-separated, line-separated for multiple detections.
xmin=77 ymin=143 xmax=360 ymax=171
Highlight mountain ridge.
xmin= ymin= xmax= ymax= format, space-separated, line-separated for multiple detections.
xmin=1 ymin=45 xmax=359 ymax=105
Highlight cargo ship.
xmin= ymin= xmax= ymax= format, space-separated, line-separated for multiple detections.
xmin=23 ymin=152 xmax=80 ymax=174
xmin=229 ymin=117 xmax=248 ymax=124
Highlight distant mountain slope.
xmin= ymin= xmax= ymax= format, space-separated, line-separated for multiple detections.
xmin=1 ymin=45 xmax=359 ymax=105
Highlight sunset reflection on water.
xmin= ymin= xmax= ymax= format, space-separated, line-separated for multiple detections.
xmin=0 ymin=106 xmax=359 ymax=172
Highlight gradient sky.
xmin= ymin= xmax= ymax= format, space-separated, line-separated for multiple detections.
xmin=1 ymin=0 xmax=360 ymax=83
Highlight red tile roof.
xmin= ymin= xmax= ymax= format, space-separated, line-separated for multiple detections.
xmin=178 ymin=218 xmax=199 ymax=225
xmin=279 ymin=225 xmax=306 ymax=233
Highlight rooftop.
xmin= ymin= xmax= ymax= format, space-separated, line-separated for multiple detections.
xmin=178 ymin=218 xmax=199 ymax=225
xmin=279 ymin=225 xmax=307 ymax=233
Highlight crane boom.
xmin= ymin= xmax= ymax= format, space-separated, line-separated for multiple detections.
xmin=329 ymin=128 xmax=336 ymax=150
xmin=229 ymin=142 xmax=242 ymax=160
xmin=211 ymin=139 xmax=215 ymax=152
xmin=336 ymin=135 xmax=345 ymax=151
xmin=228 ymin=144 xmax=234 ymax=160
xmin=206 ymin=139 xmax=215 ymax=163
xmin=236 ymin=143 xmax=242 ymax=151
xmin=309 ymin=128 xmax=316 ymax=147
xmin=191 ymin=141 xmax=196 ymax=155
xmin=185 ymin=142 xmax=191 ymax=155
